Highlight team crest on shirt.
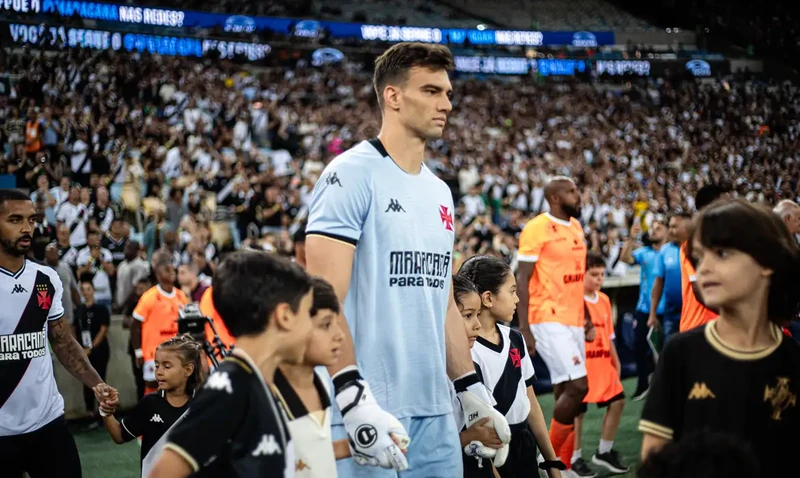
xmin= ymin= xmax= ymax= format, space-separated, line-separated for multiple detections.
xmin=509 ymin=348 xmax=521 ymax=368
xmin=36 ymin=284 xmax=51 ymax=310
xmin=764 ymin=377 xmax=797 ymax=420
xmin=439 ymin=205 xmax=454 ymax=231
xmin=572 ymin=355 xmax=581 ymax=365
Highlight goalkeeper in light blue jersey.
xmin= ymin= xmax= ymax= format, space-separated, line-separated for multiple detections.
xmin=305 ymin=42 xmax=511 ymax=478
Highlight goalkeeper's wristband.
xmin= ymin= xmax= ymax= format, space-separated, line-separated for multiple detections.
xmin=453 ymin=372 xmax=481 ymax=393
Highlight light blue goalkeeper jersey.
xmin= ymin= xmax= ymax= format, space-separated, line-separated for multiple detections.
xmin=307 ymin=139 xmax=456 ymax=420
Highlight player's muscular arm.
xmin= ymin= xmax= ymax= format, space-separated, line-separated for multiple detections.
xmin=515 ymin=261 xmax=536 ymax=355
xmin=648 ymin=277 xmax=664 ymax=327
xmin=445 ymin=290 xmax=477 ymax=378
xmin=305 ymin=235 xmax=357 ymax=373
xmin=48 ymin=317 xmax=103 ymax=388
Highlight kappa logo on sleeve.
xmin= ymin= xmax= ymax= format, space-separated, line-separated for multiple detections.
xmin=205 ymin=372 xmax=233 ymax=394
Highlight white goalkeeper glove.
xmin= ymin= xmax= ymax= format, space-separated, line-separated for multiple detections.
xmin=333 ymin=366 xmax=410 ymax=471
xmin=455 ymin=372 xmax=512 ymax=467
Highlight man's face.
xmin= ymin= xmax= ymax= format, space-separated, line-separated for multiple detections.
xmin=785 ymin=208 xmax=800 ymax=235
xmin=557 ymin=181 xmax=582 ymax=219
xmin=395 ymin=66 xmax=453 ymax=141
xmin=157 ymin=263 xmax=176 ymax=285
xmin=45 ymin=246 xmax=59 ymax=265
xmin=86 ymin=233 xmax=100 ymax=247
xmin=649 ymin=221 xmax=667 ymax=243
xmin=177 ymin=265 xmax=195 ymax=287
xmin=57 ymin=225 xmax=70 ymax=243
xmin=668 ymin=216 xmax=691 ymax=243
xmin=69 ymin=187 xmax=80 ymax=203
xmin=0 ymin=200 xmax=35 ymax=257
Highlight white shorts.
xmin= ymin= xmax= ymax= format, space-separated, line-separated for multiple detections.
xmin=530 ymin=322 xmax=587 ymax=385
xmin=143 ymin=360 xmax=156 ymax=382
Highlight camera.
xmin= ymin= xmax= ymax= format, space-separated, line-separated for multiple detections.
xmin=177 ymin=304 xmax=232 ymax=368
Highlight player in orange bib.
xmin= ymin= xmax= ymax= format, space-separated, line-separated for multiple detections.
xmin=131 ymin=251 xmax=189 ymax=394
xmin=516 ymin=176 xmax=588 ymax=472
xmin=198 ymin=286 xmax=236 ymax=350
xmin=571 ymin=252 xmax=629 ymax=477
xmin=679 ymin=185 xmax=728 ymax=332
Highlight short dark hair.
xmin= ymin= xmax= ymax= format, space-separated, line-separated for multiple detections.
xmin=668 ymin=211 xmax=692 ymax=222
xmin=695 ymin=184 xmax=729 ymax=212
xmin=310 ymin=277 xmax=339 ymax=316
xmin=638 ymin=430 xmax=759 ymax=478
xmin=687 ymin=199 xmax=800 ymax=324
xmin=0 ymin=189 xmax=32 ymax=214
xmin=373 ymin=42 xmax=454 ymax=109
xmin=586 ymin=251 xmax=606 ymax=270
xmin=212 ymin=251 xmax=312 ymax=337
xmin=78 ymin=273 xmax=95 ymax=286
xmin=453 ymin=274 xmax=479 ymax=309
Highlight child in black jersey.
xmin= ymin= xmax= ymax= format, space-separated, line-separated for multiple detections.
xmin=459 ymin=256 xmax=562 ymax=478
xmin=640 ymin=199 xmax=800 ymax=477
xmin=102 ymin=334 xmax=202 ymax=469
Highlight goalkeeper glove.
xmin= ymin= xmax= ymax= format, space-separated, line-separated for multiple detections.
xmin=455 ymin=372 xmax=512 ymax=467
xmin=333 ymin=366 xmax=410 ymax=471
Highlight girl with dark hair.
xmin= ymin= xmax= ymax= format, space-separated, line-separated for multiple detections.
xmin=458 ymin=256 xmax=563 ymax=478
xmin=101 ymin=334 xmax=203 ymax=469
xmin=640 ymin=199 xmax=800 ymax=477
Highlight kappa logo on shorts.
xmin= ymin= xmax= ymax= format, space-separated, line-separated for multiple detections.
xmin=355 ymin=424 xmax=378 ymax=448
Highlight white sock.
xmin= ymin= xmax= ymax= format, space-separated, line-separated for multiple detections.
xmin=599 ymin=439 xmax=614 ymax=454
xmin=572 ymin=449 xmax=582 ymax=464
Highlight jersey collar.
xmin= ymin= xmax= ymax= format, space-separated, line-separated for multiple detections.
xmin=0 ymin=259 xmax=26 ymax=279
xmin=545 ymin=213 xmax=573 ymax=227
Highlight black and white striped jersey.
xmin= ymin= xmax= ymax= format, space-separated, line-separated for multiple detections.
xmin=471 ymin=324 xmax=536 ymax=426
xmin=0 ymin=259 xmax=66 ymax=436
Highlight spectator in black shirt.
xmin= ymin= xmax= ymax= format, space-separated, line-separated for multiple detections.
xmin=149 ymin=251 xmax=314 ymax=478
xmin=75 ymin=277 xmax=111 ymax=421
xmin=30 ymin=195 xmax=56 ymax=261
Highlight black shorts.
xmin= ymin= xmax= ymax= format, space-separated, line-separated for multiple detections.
xmin=497 ymin=422 xmax=540 ymax=478
xmin=579 ymin=392 xmax=625 ymax=414
xmin=0 ymin=415 xmax=82 ymax=478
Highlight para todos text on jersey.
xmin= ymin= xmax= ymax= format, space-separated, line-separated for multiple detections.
xmin=0 ymin=327 xmax=47 ymax=361
xmin=7 ymin=23 xmax=271 ymax=61
xmin=389 ymin=250 xmax=451 ymax=289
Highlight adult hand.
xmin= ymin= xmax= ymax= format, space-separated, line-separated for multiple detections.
xmin=93 ymin=383 xmax=119 ymax=410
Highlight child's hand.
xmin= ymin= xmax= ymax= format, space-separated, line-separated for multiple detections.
xmin=461 ymin=417 xmax=504 ymax=450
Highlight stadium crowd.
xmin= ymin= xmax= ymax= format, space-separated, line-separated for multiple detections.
xmin=1 ymin=31 xmax=800 ymax=478
xmin=2 ymin=48 xmax=799 ymax=294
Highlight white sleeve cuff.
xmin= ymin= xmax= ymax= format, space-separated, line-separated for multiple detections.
xmin=132 ymin=312 xmax=145 ymax=322
xmin=689 ymin=274 xmax=697 ymax=283
xmin=517 ymin=254 xmax=539 ymax=263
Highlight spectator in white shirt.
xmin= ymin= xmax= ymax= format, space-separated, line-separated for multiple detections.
xmin=70 ymin=130 xmax=91 ymax=184
xmin=76 ymin=230 xmax=115 ymax=310
xmin=56 ymin=184 xmax=89 ymax=248
xmin=116 ymin=241 xmax=150 ymax=309
xmin=45 ymin=243 xmax=81 ymax=325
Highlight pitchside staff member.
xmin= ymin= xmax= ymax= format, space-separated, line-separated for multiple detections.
xmin=148 ymin=251 xmax=315 ymax=478
xmin=640 ymin=200 xmax=800 ymax=476
xmin=0 ymin=189 xmax=118 ymax=477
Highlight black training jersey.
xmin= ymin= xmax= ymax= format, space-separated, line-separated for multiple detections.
xmin=472 ymin=324 xmax=536 ymax=426
xmin=120 ymin=390 xmax=191 ymax=465
xmin=0 ymin=259 xmax=65 ymax=436
xmin=164 ymin=351 xmax=295 ymax=478
xmin=640 ymin=320 xmax=800 ymax=476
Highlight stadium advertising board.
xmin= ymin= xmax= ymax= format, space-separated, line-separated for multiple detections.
xmin=4 ymin=0 xmax=615 ymax=46
xmin=454 ymin=56 xmax=730 ymax=77
xmin=6 ymin=23 xmax=271 ymax=61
